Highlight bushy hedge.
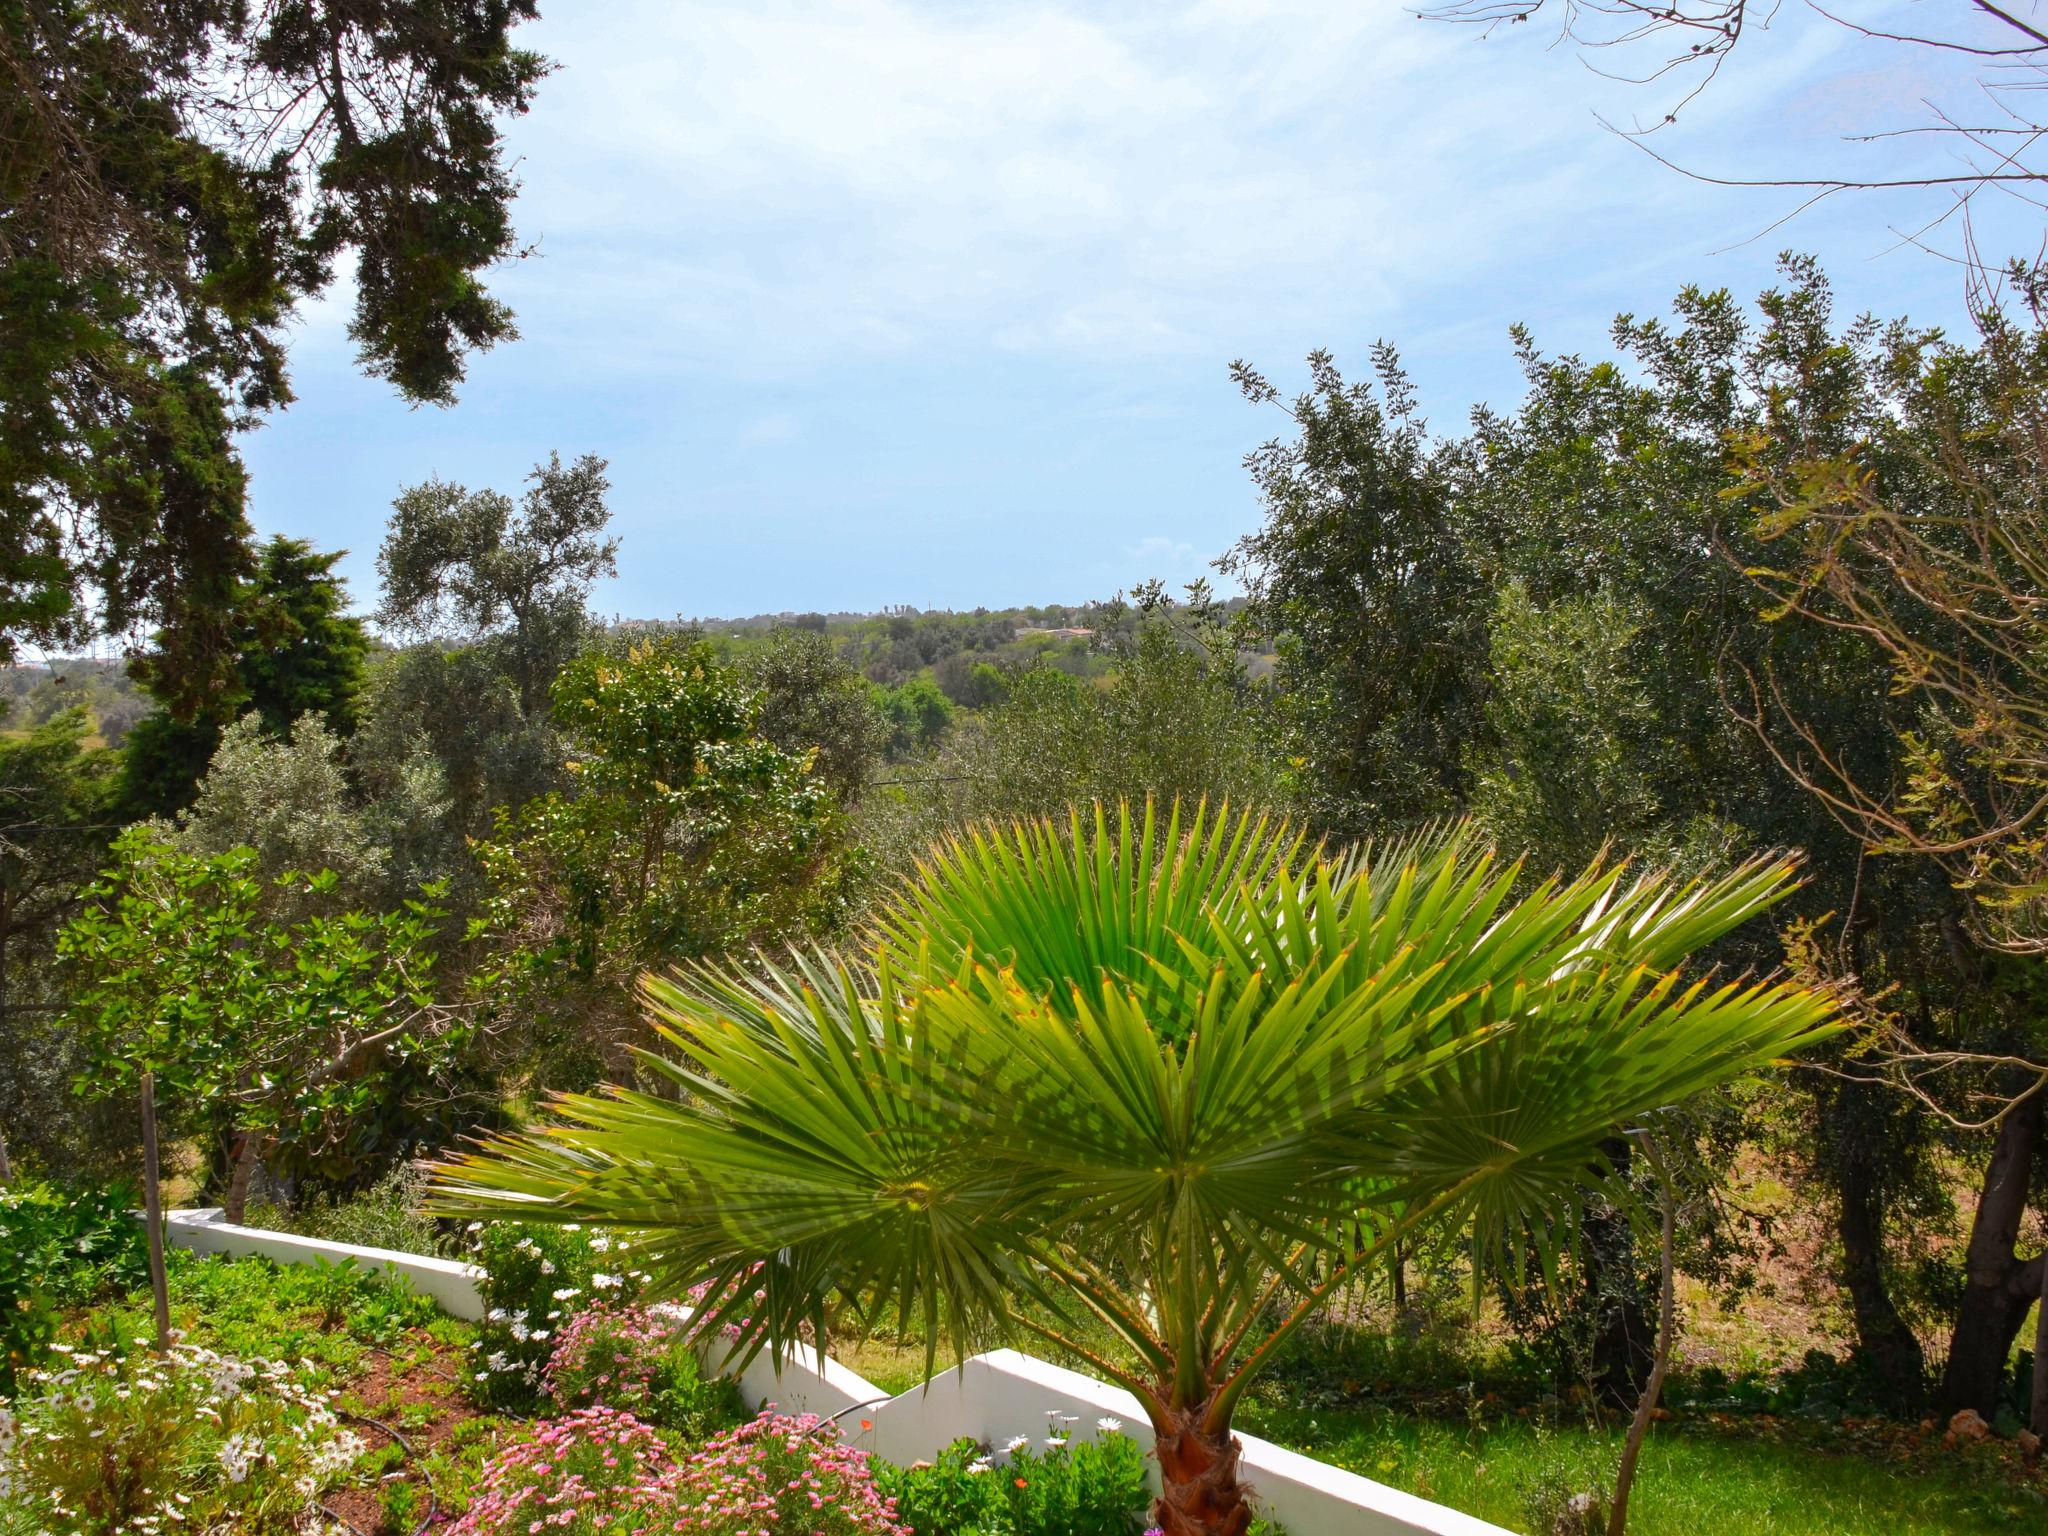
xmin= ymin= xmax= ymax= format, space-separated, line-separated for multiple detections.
xmin=0 ymin=1175 xmax=147 ymax=1389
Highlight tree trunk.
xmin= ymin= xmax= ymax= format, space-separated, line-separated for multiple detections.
xmin=1941 ymin=1090 xmax=2043 ymax=1417
xmin=1586 ymin=1138 xmax=1653 ymax=1407
xmin=1154 ymin=1410 xmax=1254 ymax=1536
xmin=1609 ymin=1138 xmax=1677 ymax=1536
xmin=1836 ymin=1157 xmax=1926 ymax=1399
xmin=222 ymin=1127 xmax=265 ymax=1226
xmin=139 ymin=1070 xmax=171 ymax=1351
xmin=0 ymin=1119 xmax=11 ymax=1186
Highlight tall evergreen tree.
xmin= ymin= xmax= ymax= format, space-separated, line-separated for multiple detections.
xmin=121 ymin=536 xmax=368 ymax=817
xmin=0 ymin=1 xmax=547 ymax=709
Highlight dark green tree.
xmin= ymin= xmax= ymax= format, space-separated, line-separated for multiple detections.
xmin=119 ymin=536 xmax=369 ymax=817
xmin=874 ymin=675 xmax=955 ymax=760
xmin=472 ymin=636 xmax=852 ymax=1080
xmin=737 ymin=626 xmax=889 ymax=803
xmin=0 ymin=706 xmax=120 ymax=1180
xmin=1 ymin=1 xmax=548 ymax=707
xmin=1451 ymin=260 xmax=2015 ymax=1407
xmin=1220 ymin=348 xmax=1488 ymax=836
xmin=377 ymin=453 xmax=618 ymax=716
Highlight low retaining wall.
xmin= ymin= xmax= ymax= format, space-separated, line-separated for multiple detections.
xmin=161 ymin=1208 xmax=1513 ymax=1536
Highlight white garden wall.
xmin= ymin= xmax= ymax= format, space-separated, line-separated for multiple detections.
xmin=160 ymin=1208 xmax=1513 ymax=1536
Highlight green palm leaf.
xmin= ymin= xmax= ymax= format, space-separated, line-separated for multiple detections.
xmin=429 ymin=799 xmax=1838 ymax=1488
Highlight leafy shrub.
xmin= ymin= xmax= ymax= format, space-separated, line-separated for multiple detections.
xmin=873 ymin=1423 xmax=1150 ymax=1536
xmin=666 ymin=1410 xmax=907 ymax=1536
xmin=0 ymin=1175 xmax=147 ymax=1388
xmin=448 ymin=1406 xmax=676 ymax=1536
xmin=0 ymin=1341 xmax=364 ymax=1534
xmin=256 ymin=1162 xmax=459 ymax=1257
xmin=127 ymin=1251 xmax=440 ymax=1369
xmin=875 ymin=1438 xmax=1005 ymax=1536
xmin=466 ymin=1221 xmax=645 ymax=1410
xmin=543 ymin=1302 xmax=744 ymax=1436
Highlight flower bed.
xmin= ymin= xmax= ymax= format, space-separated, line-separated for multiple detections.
xmin=1 ymin=1340 xmax=365 ymax=1534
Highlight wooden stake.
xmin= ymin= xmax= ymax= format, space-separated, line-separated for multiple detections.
xmin=139 ymin=1069 xmax=170 ymax=1352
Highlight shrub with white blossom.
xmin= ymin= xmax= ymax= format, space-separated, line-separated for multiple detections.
xmin=0 ymin=1341 xmax=364 ymax=1534
xmin=465 ymin=1220 xmax=645 ymax=1412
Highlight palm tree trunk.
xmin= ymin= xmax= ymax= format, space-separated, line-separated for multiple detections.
xmin=1154 ymin=1411 xmax=1254 ymax=1536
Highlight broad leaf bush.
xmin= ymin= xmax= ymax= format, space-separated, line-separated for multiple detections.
xmin=873 ymin=1423 xmax=1150 ymax=1536
xmin=0 ymin=1341 xmax=364 ymax=1534
xmin=467 ymin=1221 xmax=645 ymax=1410
xmin=0 ymin=1175 xmax=147 ymax=1389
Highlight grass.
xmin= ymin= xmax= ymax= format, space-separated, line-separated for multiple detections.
xmin=1237 ymin=1399 xmax=2048 ymax=1536
xmin=814 ymin=1312 xmax=2048 ymax=1536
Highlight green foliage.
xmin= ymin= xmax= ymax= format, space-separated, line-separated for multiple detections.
xmin=59 ymin=830 xmax=468 ymax=1199
xmin=919 ymin=589 xmax=1281 ymax=826
xmin=1241 ymin=1396 xmax=2045 ymax=1536
xmin=164 ymin=713 xmax=387 ymax=911
xmin=0 ymin=1341 xmax=366 ymax=1534
xmin=350 ymin=640 xmax=567 ymax=899
xmin=0 ymin=703 xmax=121 ymax=1174
xmin=94 ymin=1251 xmax=443 ymax=1370
xmin=0 ymin=1175 xmax=146 ymax=1390
xmin=1 ymin=4 xmax=544 ymax=696
xmin=431 ymin=799 xmax=1836 ymax=1502
xmin=473 ymin=635 xmax=852 ymax=1070
xmin=377 ymin=453 xmax=619 ymax=715
xmin=260 ymin=1162 xmax=458 ymax=1258
xmin=874 ymin=1432 xmax=1151 ymax=1536
xmin=875 ymin=675 xmax=956 ymax=759
xmin=465 ymin=1221 xmax=646 ymax=1412
xmin=739 ymin=625 xmax=891 ymax=799
xmin=1469 ymin=582 xmax=1667 ymax=873
xmin=120 ymin=536 xmax=371 ymax=817
xmin=1223 ymin=349 xmax=1488 ymax=834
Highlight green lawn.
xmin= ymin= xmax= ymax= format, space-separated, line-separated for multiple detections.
xmin=1237 ymin=1401 xmax=2048 ymax=1536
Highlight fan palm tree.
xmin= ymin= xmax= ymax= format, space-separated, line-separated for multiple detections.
xmin=429 ymin=803 xmax=1839 ymax=1536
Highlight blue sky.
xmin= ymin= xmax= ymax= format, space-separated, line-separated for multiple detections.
xmin=238 ymin=0 xmax=2028 ymax=622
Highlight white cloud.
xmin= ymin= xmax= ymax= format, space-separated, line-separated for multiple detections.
xmin=739 ymin=413 xmax=802 ymax=445
xmin=490 ymin=0 xmax=1684 ymax=379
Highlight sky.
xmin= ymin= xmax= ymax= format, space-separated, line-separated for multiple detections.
xmin=237 ymin=0 xmax=2035 ymax=622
